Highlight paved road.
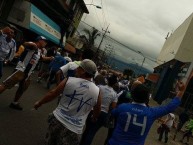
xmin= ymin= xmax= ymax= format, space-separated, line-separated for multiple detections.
xmin=0 ymin=65 xmax=192 ymax=145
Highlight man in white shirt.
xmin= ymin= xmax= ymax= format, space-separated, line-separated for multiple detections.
xmin=158 ymin=113 xmax=175 ymax=143
xmin=0 ymin=26 xmax=16 ymax=78
xmin=80 ymin=75 xmax=118 ymax=145
xmin=34 ymin=59 xmax=101 ymax=145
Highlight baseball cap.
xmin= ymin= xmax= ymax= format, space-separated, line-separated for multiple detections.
xmin=36 ymin=36 xmax=47 ymax=41
xmin=79 ymin=59 xmax=97 ymax=76
xmin=169 ymin=113 xmax=175 ymax=118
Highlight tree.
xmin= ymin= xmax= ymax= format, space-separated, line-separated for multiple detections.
xmin=82 ymin=27 xmax=100 ymax=49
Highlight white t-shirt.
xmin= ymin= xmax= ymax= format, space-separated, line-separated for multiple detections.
xmin=53 ymin=77 xmax=99 ymax=134
xmin=0 ymin=34 xmax=16 ymax=61
xmin=98 ymin=85 xmax=118 ymax=113
xmin=60 ymin=61 xmax=80 ymax=77
xmin=165 ymin=113 xmax=175 ymax=128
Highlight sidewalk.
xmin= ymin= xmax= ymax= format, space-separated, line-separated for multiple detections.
xmin=145 ymin=99 xmax=193 ymax=145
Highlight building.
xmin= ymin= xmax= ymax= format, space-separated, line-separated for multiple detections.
xmin=0 ymin=0 xmax=89 ymax=54
xmin=154 ymin=13 xmax=193 ymax=110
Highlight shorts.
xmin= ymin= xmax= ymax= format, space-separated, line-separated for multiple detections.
xmin=45 ymin=114 xmax=80 ymax=145
xmin=3 ymin=70 xmax=29 ymax=89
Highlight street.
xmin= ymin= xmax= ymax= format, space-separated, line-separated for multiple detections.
xmin=0 ymin=65 xmax=192 ymax=145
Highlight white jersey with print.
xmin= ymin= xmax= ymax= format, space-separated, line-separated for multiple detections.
xmin=16 ymin=42 xmax=41 ymax=76
xmin=99 ymin=85 xmax=118 ymax=113
xmin=53 ymin=77 xmax=99 ymax=134
xmin=0 ymin=34 xmax=16 ymax=61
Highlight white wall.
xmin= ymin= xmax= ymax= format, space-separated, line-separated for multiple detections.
xmin=157 ymin=13 xmax=193 ymax=65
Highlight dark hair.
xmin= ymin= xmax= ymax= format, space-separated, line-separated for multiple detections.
xmin=84 ymin=72 xmax=94 ymax=78
xmin=108 ymin=75 xmax=118 ymax=87
xmin=131 ymin=84 xmax=149 ymax=103
xmin=82 ymin=49 xmax=94 ymax=60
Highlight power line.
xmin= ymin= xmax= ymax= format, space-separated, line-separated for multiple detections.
xmin=102 ymin=0 xmax=110 ymax=23
xmin=105 ymin=35 xmax=158 ymax=63
xmin=93 ymin=6 xmax=103 ymax=29
xmin=100 ymin=0 xmax=108 ymax=27
xmin=96 ymin=24 xmax=110 ymax=55
xmin=80 ymin=21 xmax=157 ymax=63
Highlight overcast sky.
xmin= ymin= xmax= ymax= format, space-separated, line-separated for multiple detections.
xmin=80 ymin=0 xmax=193 ymax=71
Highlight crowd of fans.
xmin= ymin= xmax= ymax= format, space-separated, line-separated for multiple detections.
xmin=0 ymin=26 xmax=192 ymax=145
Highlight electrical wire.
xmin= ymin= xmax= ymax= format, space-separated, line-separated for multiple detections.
xmin=100 ymin=0 xmax=108 ymax=27
xmin=93 ymin=6 xmax=103 ymax=29
xmin=102 ymin=0 xmax=110 ymax=24
xmin=80 ymin=21 xmax=157 ymax=64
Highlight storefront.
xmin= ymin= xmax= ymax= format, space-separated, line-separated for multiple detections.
xmin=7 ymin=1 xmax=70 ymax=50
xmin=30 ymin=4 xmax=64 ymax=45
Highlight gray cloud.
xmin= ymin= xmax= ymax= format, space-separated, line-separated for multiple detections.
xmin=82 ymin=0 xmax=193 ymax=70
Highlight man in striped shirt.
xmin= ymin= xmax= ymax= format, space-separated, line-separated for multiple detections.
xmin=0 ymin=36 xmax=51 ymax=110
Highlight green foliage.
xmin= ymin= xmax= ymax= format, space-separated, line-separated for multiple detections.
xmin=82 ymin=27 xmax=100 ymax=49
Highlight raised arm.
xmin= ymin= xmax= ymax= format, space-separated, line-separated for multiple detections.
xmin=34 ymin=78 xmax=68 ymax=109
xmin=152 ymin=81 xmax=185 ymax=119
xmin=23 ymin=42 xmax=37 ymax=50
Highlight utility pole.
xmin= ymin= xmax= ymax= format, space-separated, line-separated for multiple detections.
xmin=140 ymin=57 xmax=146 ymax=74
xmin=102 ymin=44 xmax=114 ymax=64
xmin=95 ymin=24 xmax=110 ymax=58
xmin=137 ymin=51 xmax=146 ymax=75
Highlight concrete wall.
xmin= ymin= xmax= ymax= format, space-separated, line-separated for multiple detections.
xmin=7 ymin=0 xmax=31 ymax=29
xmin=157 ymin=13 xmax=193 ymax=65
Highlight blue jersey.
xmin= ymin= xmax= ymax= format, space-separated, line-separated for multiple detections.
xmin=49 ymin=55 xmax=66 ymax=72
xmin=109 ymin=97 xmax=181 ymax=145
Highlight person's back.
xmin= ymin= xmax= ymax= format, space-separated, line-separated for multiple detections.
xmin=80 ymin=75 xmax=118 ymax=145
xmin=95 ymin=74 xmax=106 ymax=85
xmin=110 ymin=104 xmax=156 ymax=145
xmin=53 ymin=77 xmax=99 ymax=134
xmin=49 ymin=55 xmax=66 ymax=72
xmin=34 ymin=59 xmax=101 ymax=145
xmin=109 ymin=82 xmax=185 ymax=145
xmin=99 ymin=85 xmax=117 ymax=113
